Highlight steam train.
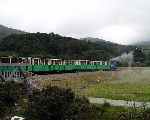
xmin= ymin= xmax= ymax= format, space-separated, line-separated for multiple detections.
xmin=0 ymin=56 xmax=111 ymax=80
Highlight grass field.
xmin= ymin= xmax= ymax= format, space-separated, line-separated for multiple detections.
xmin=36 ymin=67 xmax=150 ymax=101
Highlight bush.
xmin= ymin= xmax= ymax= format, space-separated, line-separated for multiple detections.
xmin=0 ymin=81 xmax=24 ymax=119
xmin=118 ymin=105 xmax=150 ymax=120
xmin=25 ymin=86 xmax=102 ymax=120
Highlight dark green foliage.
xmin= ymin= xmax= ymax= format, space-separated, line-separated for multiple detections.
xmin=118 ymin=106 xmax=150 ymax=120
xmin=83 ymin=37 xmax=135 ymax=56
xmin=26 ymin=86 xmax=102 ymax=120
xmin=133 ymin=41 xmax=150 ymax=67
xmin=145 ymin=53 xmax=150 ymax=66
xmin=0 ymin=25 xmax=24 ymax=42
xmin=133 ymin=48 xmax=146 ymax=66
xmin=0 ymin=33 xmax=134 ymax=60
xmin=0 ymin=81 xmax=24 ymax=119
xmin=2 ymin=81 xmax=150 ymax=120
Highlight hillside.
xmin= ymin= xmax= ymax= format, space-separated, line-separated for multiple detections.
xmin=0 ymin=33 xmax=135 ymax=60
xmin=0 ymin=25 xmax=25 ymax=42
xmin=134 ymin=40 xmax=149 ymax=46
xmin=81 ymin=37 xmax=135 ymax=54
xmin=132 ymin=40 xmax=150 ymax=54
xmin=80 ymin=37 xmax=105 ymax=42
xmin=131 ymin=41 xmax=150 ymax=66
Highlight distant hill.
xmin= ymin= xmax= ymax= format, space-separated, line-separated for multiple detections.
xmin=134 ymin=40 xmax=150 ymax=47
xmin=80 ymin=37 xmax=106 ymax=42
xmin=0 ymin=25 xmax=25 ymax=42
xmin=81 ymin=37 xmax=135 ymax=54
xmin=0 ymin=33 xmax=135 ymax=60
xmin=132 ymin=40 xmax=150 ymax=55
xmin=0 ymin=25 xmax=135 ymax=59
xmin=131 ymin=40 xmax=150 ymax=66
xmin=133 ymin=40 xmax=150 ymax=50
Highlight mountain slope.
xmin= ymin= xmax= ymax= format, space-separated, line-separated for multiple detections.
xmin=0 ymin=33 xmax=135 ymax=60
xmin=132 ymin=41 xmax=150 ymax=57
xmin=134 ymin=40 xmax=150 ymax=47
xmin=81 ymin=37 xmax=135 ymax=55
xmin=0 ymin=25 xmax=25 ymax=42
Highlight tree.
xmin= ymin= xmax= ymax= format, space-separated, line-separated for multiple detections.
xmin=133 ymin=48 xmax=145 ymax=65
xmin=145 ymin=52 xmax=150 ymax=66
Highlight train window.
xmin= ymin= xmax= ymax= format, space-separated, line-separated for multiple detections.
xmin=45 ymin=59 xmax=49 ymax=65
xmin=87 ymin=61 xmax=90 ymax=64
xmin=55 ymin=61 xmax=59 ymax=65
xmin=18 ymin=58 xmax=22 ymax=63
xmin=51 ymin=60 xmax=55 ymax=65
xmin=1 ymin=57 xmax=10 ymax=63
xmin=34 ymin=59 xmax=39 ymax=65
xmin=40 ymin=58 xmax=45 ymax=65
xmin=79 ymin=60 xmax=88 ymax=65
xmin=11 ymin=58 xmax=18 ymax=63
xmin=94 ymin=62 xmax=97 ymax=65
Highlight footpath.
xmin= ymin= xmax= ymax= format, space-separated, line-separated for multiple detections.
xmin=88 ymin=97 xmax=150 ymax=108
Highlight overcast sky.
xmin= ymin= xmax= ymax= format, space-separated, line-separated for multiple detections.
xmin=0 ymin=0 xmax=150 ymax=44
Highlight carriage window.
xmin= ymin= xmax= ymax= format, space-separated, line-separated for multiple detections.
xmin=1 ymin=58 xmax=10 ymax=63
xmin=11 ymin=58 xmax=18 ymax=63
xmin=102 ymin=61 xmax=105 ymax=65
xmin=45 ymin=59 xmax=48 ymax=65
xmin=34 ymin=59 xmax=39 ymax=65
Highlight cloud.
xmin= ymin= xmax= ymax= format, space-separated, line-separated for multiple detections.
xmin=0 ymin=0 xmax=150 ymax=44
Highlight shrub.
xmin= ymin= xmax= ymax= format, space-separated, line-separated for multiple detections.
xmin=25 ymin=86 xmax=102 ymax=120
xmin=0 ymin=81 xmax=24 ymax=119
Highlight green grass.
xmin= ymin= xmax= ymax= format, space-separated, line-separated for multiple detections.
xmin=84 ymin=83 xmax=150 ymax=101
xmin=83 ymin=68 xmax=150 ymax=101
xmin=39 ymin=67 xmax=150 ymax=101
xmin=95 ymin=103 xmax=150 ymax=120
